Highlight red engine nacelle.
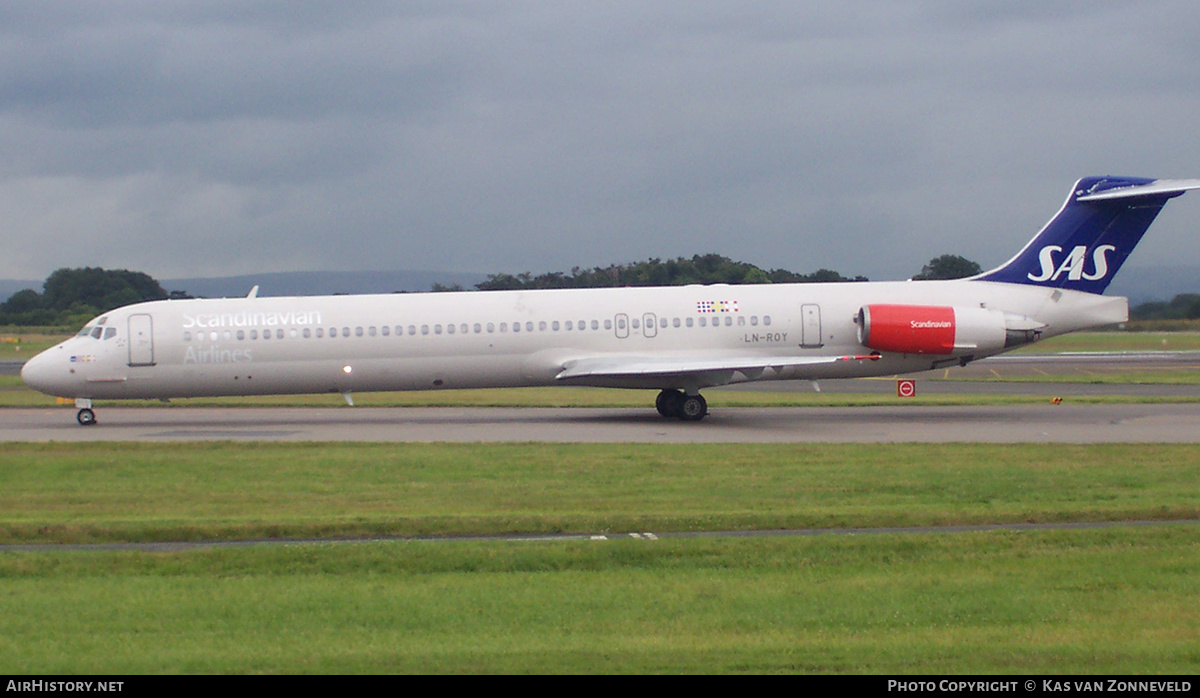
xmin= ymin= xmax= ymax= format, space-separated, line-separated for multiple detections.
xmin=857 ymin=304 xmax=1008 ymax=355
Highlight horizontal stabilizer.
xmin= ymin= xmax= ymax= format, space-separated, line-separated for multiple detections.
xmin=1075 ymin=179 xmax=1200 ymax=202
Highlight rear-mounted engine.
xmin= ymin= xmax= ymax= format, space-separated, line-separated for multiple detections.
xmin=857 ymin=304 xmax=1035 ymax=355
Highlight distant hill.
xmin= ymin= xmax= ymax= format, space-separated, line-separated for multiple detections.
xmin=1 ymin=270 xmax=488 ymax=303
xmin=3 ymin=264 xmax=1196 ymax=305
xmin=1104 ymin=264 xmax=1200 ymax=306
xmin=162 ymin=270 xmax=487 ymax=298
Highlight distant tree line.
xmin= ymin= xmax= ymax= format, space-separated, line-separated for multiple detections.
xmin=451 ymin=253 xmax=869 ymax=292
xmin=17 ymin=255 xmax=1190 ymax=329
xmin=442 ymin=253 xmax=993 ymax=292
xmin=0 ymin=267 xmax=184 ymax=327
xmin=0 ymin=254 xmax=977 ymax=327
xmin=1129 ymin=294 xmax=1200 ymax=320
xmin=911 ymin=254 xmax=983 ymax=281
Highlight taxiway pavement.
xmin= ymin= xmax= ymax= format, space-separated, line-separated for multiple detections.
xmin=5 ymin=402 xmax=1200 ymax=443
xmin=4 ymin=352 xmax=1199 ymax=443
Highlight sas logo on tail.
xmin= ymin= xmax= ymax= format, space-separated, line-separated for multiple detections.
xmin=1027 ymin=244 xmax=1116 ymax=282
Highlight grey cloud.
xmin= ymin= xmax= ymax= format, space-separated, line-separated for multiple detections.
xmin=2 ymin=2 xmax=1199 ymax=283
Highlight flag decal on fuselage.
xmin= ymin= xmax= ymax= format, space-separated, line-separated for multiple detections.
xmin=697 ymin=300 xmax=739 ymax=313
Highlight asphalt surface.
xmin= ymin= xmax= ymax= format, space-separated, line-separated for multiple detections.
xmin=4 ymin=519 xmax=1195 ymax=553
xmin=3 ymin=352 xmax=1199 ymax=443
xmin=6 ymin=402 xmax=1200 ymax=443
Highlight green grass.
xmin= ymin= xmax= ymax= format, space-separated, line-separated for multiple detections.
xmin=3 ymin=442 xmax=1197 ymax=673
xmin=2 ymin=442 xmax=1197 ymax=545
xmin=942 ymin=371 xmax=1200 ymax=385
xmin=0 ymin=332 xmax=62 ymax=360
xmin=1019 ymin=330 xmax=1200 ymax=353
xmin=1 ymin=526 xmax=1196 ymax=673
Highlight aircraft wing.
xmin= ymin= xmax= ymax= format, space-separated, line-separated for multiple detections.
xmin=554 ymin=353 xmax=876 ymax=383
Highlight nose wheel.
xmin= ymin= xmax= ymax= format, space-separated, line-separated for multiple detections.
xmin=74 ymin=399 xmax=97 ymax=426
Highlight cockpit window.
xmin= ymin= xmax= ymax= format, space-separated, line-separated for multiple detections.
xmin=103 ymin=327 xmax=117 ymax=340
xmin=77 ymin=326 xmax=93 ymax=337
xmin=90 ymin=327 xmax=103 ymax=339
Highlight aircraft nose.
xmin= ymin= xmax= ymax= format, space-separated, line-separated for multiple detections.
xmin=20 ymin=346 xmax=75 ymax=397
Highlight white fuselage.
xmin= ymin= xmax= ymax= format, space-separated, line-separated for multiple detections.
xmin=21 ymin=279 xmax=1127 ymax=401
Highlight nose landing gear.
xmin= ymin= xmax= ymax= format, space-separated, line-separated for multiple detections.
xmin=75 ymin=398 xmax=97 ymax=426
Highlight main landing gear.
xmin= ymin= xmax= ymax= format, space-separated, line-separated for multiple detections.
xmin=655 ymin=389 xmax=707 ymax=421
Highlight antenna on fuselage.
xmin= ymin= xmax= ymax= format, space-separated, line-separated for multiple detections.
xmin=247 ymin=285 xmax=259 ymax=299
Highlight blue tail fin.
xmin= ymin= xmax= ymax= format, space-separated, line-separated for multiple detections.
xmin=975 ymin=176 xmax=1200 ymax=294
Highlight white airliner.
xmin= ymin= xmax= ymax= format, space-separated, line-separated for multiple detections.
xmin=21 ymin=176 xmax=1200 ymax=425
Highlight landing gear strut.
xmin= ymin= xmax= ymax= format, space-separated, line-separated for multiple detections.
xmin=655 ymin=389 xmax=707 ymax=421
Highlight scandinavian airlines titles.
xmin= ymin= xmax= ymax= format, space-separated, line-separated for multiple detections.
xmin=182 ymin=310 xmax=322 ymax=329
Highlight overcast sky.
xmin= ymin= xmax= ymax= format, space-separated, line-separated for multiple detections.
xmin=3 ymin=1 xmax=1199 ymax=284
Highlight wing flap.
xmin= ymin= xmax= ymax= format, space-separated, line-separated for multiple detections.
xmin=555 ymin=353 xmax=877 ymax=382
